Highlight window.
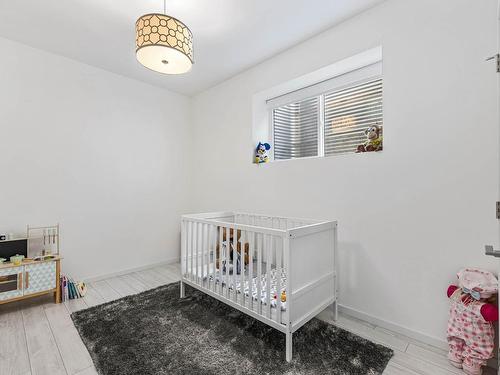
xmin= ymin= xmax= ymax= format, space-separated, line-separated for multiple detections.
xmin=324 ymin=78 xmax=383 ymax=155
xmin=273 ymin=97 xmax=319 ymax=160
xmin=269 ymin=63 xmax=383 ymax=161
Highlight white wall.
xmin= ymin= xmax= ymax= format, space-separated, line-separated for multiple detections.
xmin=190 ymin=0 xmax=499 ymax=344
xmin=0 ymin=37 xmax=192 ymax=280
xmin=0 ymin=0 xmax=496 ymax=347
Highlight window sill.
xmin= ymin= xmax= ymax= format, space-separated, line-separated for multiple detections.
xmin=254 ymin=150 xmax=384 ymax=165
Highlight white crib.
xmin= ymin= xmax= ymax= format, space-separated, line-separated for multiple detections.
xmin=180 ymin=211 xmax=338 ymax=362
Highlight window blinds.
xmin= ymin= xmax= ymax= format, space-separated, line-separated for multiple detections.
xmin=269 ymin=62 xmax=382 ymax=161
xmin=273 ymin=97 xmax=319 ymax=160
xmin=324 ymin=78 xmax=383 ymax=155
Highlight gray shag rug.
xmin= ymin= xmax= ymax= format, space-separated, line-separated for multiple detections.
xmin=71 ymin=282 xmax=393 ymax=375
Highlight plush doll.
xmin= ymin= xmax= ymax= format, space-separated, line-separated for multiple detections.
xmin=216 ymin=228 xmax=249 ymax=275
xmin=255 ymin=142 xmax=271 ymax=163
xmin=356 ymin=124 xmax=383 ymax=152
xmin=446 ymin=268 xmax=498 ymax=375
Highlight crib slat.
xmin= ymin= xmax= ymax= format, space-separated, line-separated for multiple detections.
xmin=222 ymin=226 xmax=226 ymax=298
xmin=189 ymin=222 xmax=196 ymax=281
xmin=202 ymin=223 xmax=207 ymax=286
xmin=218 ymin=226 xmax=223 ymax=295
xmin=240 ymin=230 xmax=245 ymax=308
xmin=205 ymin=224 xmax=209 ymax=285
xmin=181 ymin=220 xmax=185 ymax=277
xmin=221 ymin=226 xmax=226 ymax=297
xmin=222 ymin=226 xmax=227 ymax=298
xmin=226 ymin=227 xmax=231 ymax=300
xmin=192 ymin=222 xmax=197 ymax=282
xmin=209 ymin=226 xmax=213 ymax=278
xmin=191 ymin=221 xmax=196 ymax=282
xmin=227 ymin=226 xmax=232 ymax=300
xmin=212 ymin=225 xmax=216 ymax=291
xmin=197 ymin=222 xmax=201 ymax=283
xmin=197 ymin=223 xmax=202 ymax=283
xmin=197 ymin=223 xmax=201 ymax=284
xmin=207 ymin=224 xmax=211 ymax=287
xmin=207 ymin=224 xmax=212 ymax=288
xmin=257 ymin=233 xmax=262 ymax=315
xmin=248 ymin=231 xmax=254 ymax=311
xmin=221 ymin=226 xmax=225 ymax=297
xmin=207 ymin=224 xmax=211 ymax=289
xmin=188 ymin=221 xmax=192 ymax=280
xmin=266 ymin=235 xmax=272 ymax=319
xmin=276 ymin=236 xmax=282 ymax=324
xmin=183 ymin=221 xmax=188 ymax=278
xmin=232 ymin=227 xmax=238 ymax=303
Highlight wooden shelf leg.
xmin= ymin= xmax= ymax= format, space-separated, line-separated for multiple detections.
xmin=55 ymin=260 xmax=61 ymax=303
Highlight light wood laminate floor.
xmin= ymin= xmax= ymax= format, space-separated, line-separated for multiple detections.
xmin=0 ymin=263 xmax=495 ymax=375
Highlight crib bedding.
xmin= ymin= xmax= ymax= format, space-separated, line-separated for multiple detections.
xmin=208 ymin=267 xmax=287 ymax=311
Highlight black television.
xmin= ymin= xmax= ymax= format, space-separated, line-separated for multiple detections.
xmin=0 ymin=239 xmax=28 ymax=261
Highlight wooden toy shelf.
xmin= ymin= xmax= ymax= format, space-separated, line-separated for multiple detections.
xmin=0 ymin=256 xmax=61 ymax=305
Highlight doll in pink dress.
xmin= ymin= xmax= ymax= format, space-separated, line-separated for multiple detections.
xmin=447 ymin=268 xmax=498 ymax=375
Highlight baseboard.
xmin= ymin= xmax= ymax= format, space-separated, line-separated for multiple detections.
xmin=83 ymin=257 xmax=180 ymax=283
xmin=338 ymin=304 xmax=498 ymax=368
xmin=338 ymin=304 xmax=448 ymax=350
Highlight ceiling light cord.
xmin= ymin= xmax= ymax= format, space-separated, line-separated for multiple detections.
xmin=163 ymin=0 xmax=166 ymax=15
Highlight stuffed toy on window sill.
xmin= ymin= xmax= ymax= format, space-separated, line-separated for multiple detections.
xmin=255 ymin=142 xmax=271 ymax=164
xmin=356 ymin=124 xmax=383 ymax=153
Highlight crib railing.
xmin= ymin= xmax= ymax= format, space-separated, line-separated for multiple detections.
xmin=181 ymin=214 xmax=289 ymax=329
xmin=234 ymin=212 xmax=315 ymax=231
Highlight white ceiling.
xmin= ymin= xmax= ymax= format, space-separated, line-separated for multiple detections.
xmin=0 ymin=0 xmax=385 ymax=96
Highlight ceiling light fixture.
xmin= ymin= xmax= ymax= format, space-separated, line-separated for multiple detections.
xmin=135 ymin=0 xmax=193 ymax=74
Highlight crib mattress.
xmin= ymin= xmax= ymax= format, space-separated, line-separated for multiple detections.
xmin=208 ymin=268 xmax=287 ymax=311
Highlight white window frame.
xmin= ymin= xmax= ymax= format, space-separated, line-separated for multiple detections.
xmin=268 ymin=65 xmax=382 ymax=161
xmin=252 ymin=46 xmax=383 ymax=164
xmin=268 ymin=95 xmax=322 ymax=161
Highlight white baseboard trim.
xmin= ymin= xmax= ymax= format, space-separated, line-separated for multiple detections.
xmin=338 ymin=304 xmax=448 ymax=350
xmin=83 ymin=257 xmax=180 ymax=283
xmin=338 ymin=304 xmax=497 ymax=368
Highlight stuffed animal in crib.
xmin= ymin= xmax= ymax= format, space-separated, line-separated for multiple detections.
xmin=216 ymin=227 xmax=249 ymax=274
xmin=255 ymin=142 xmax=271 ymax=163
xmin=221 ymin=247 xmax=242 ymax=275
xmin=446 ymin=268 xmax=498 ymax=375
xmin=356 ymin=124 xmax=383 ymax=152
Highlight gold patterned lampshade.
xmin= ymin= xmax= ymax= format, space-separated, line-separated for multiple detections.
xmin=135 ymin=13 xmax=193 ymax=75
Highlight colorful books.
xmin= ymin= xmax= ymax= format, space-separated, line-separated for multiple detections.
xmin=60 ymin=274 xmax=86 ymax=302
